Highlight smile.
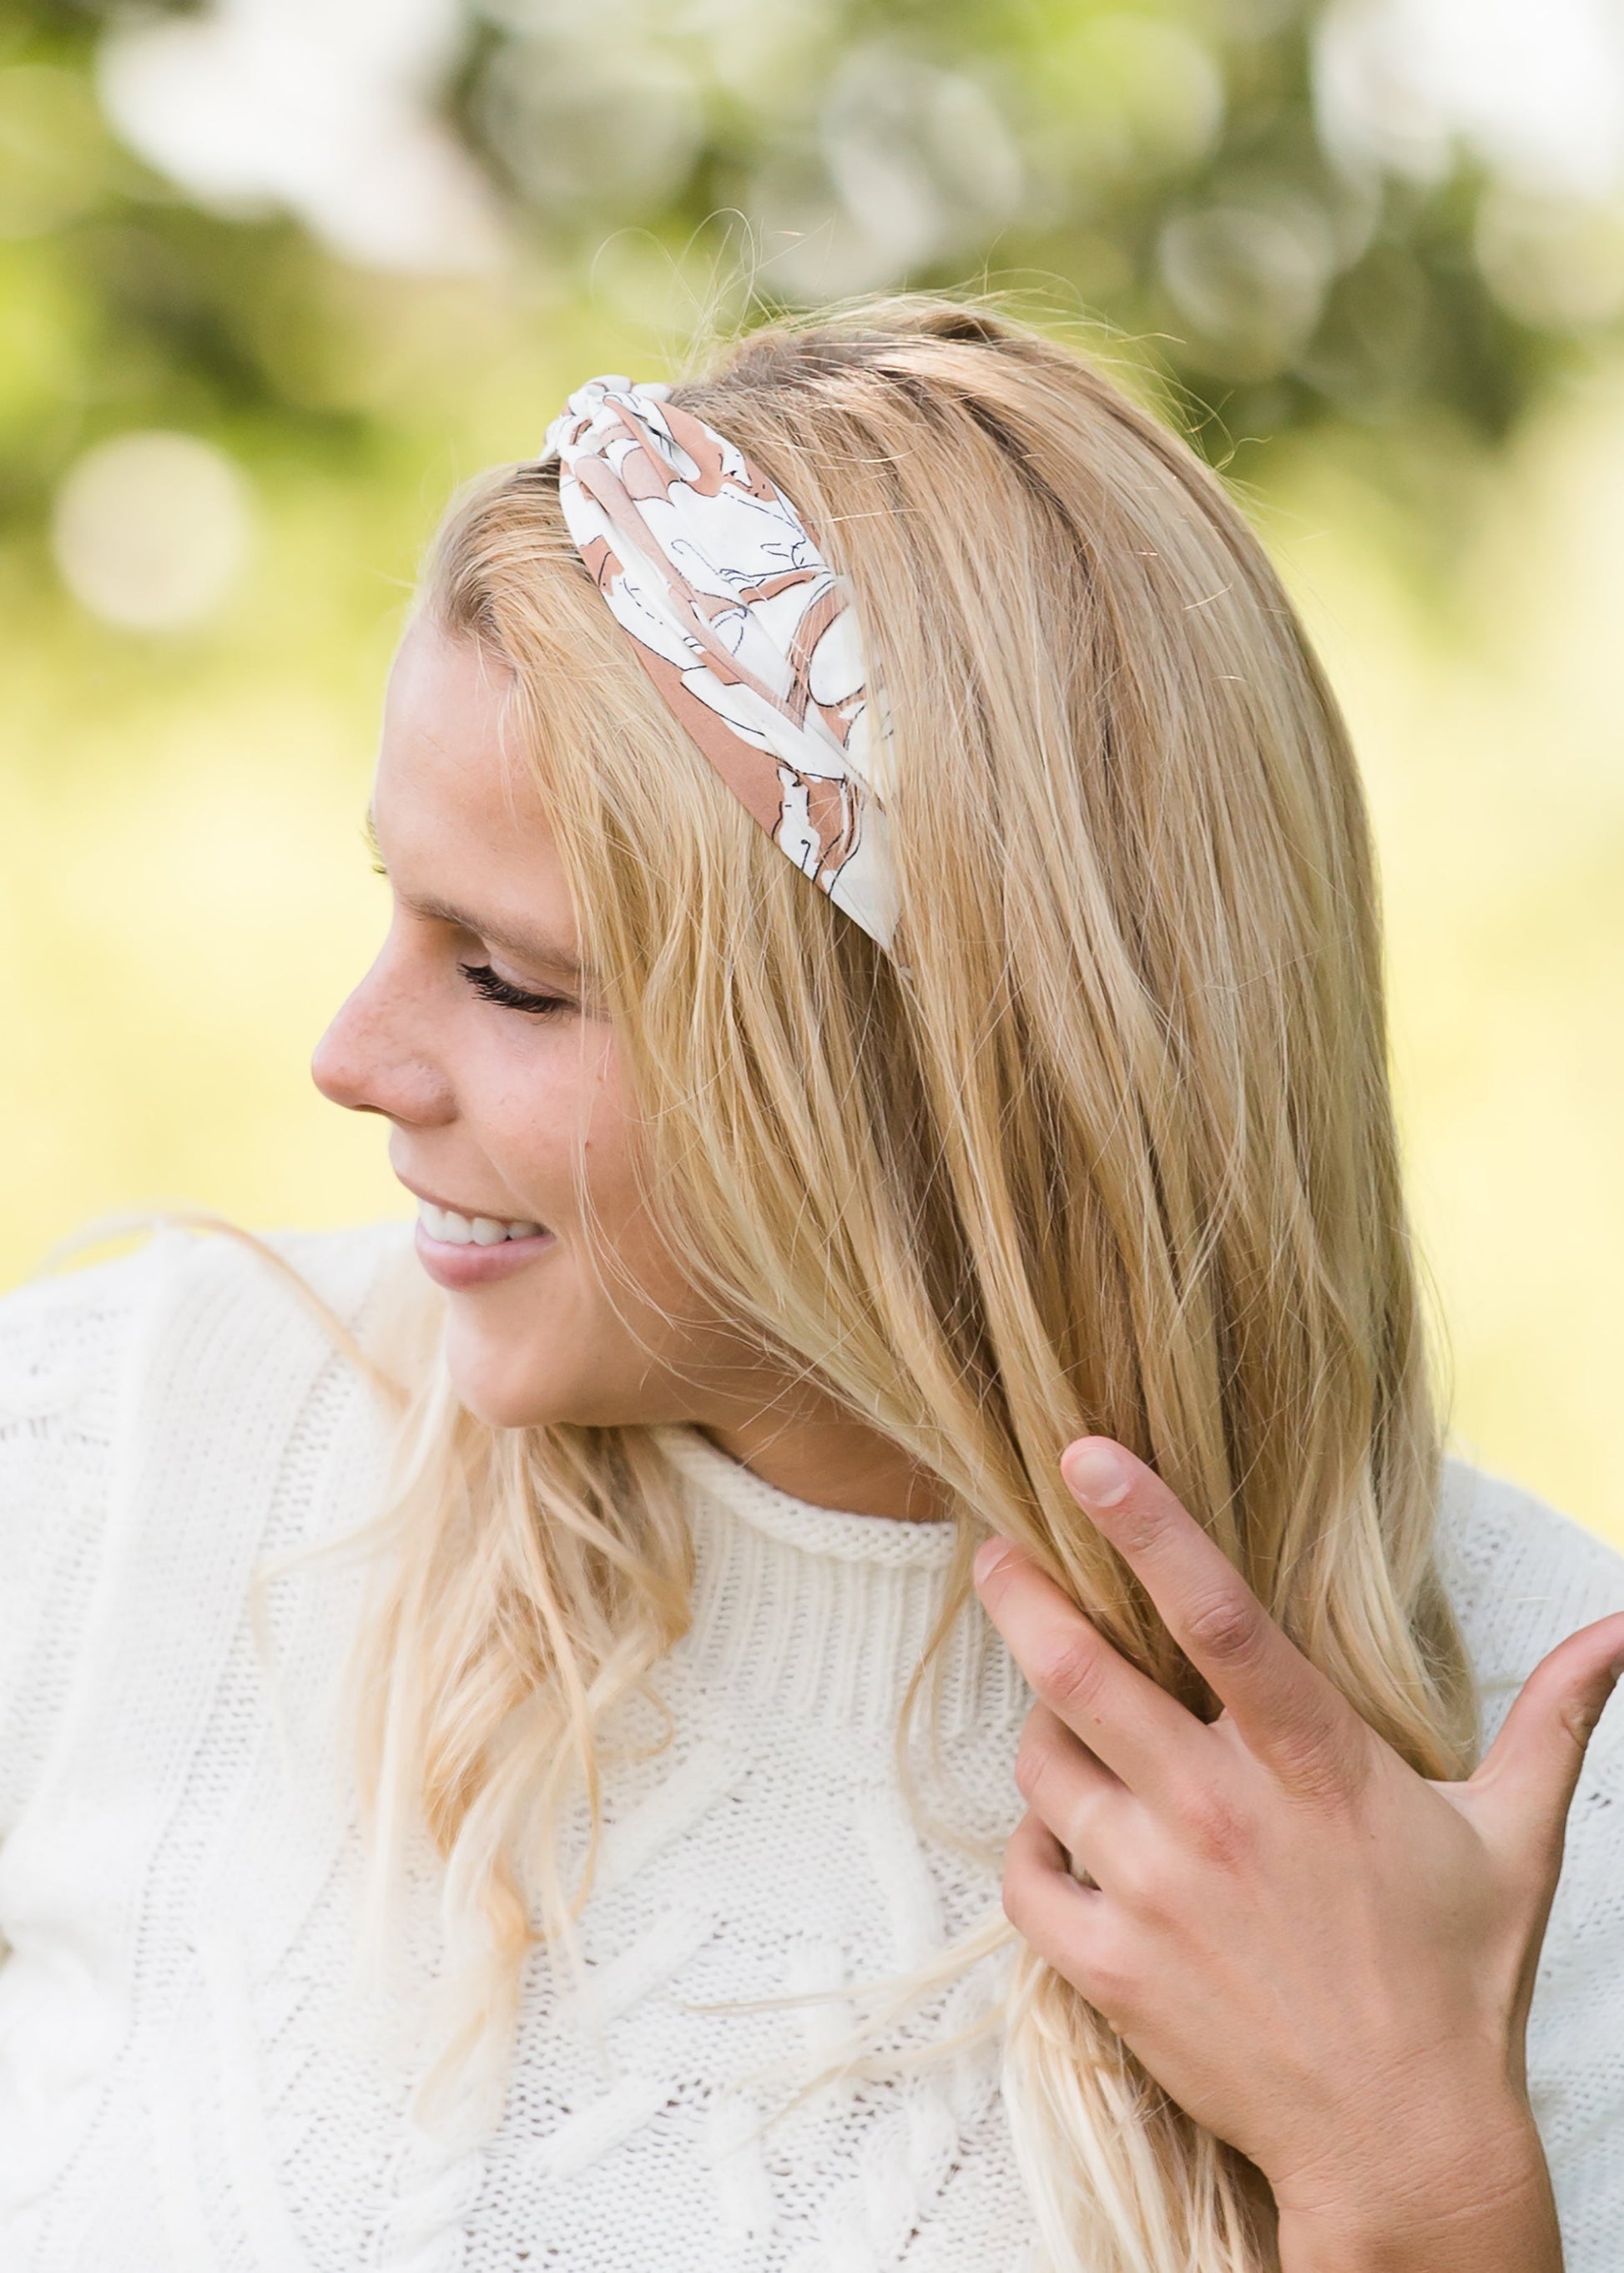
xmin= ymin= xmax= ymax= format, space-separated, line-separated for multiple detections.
xmin=416 ymin=1200 xmax=544 ymax=1247
xmin=411 ymin=1198 xmax=557 ymax=1293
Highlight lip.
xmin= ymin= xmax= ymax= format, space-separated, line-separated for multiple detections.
xmin=414 ymin=1218 xmax=557 ymax=1291
xmin=394 ymin=1171 xmax=557 ymax=1293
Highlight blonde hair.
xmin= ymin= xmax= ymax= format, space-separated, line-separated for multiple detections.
xmin=353 ymin=297 xmax=1477 ymax=2271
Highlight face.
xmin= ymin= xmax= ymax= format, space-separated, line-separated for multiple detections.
xmin=311 ymin=617 xmax=770 ymax=1431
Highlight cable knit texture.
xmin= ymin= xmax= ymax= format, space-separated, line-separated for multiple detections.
xmin=0 ymin=1221 xmax=1621 ymax=2271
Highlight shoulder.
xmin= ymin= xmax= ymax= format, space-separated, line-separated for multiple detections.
xmin=145 ymin=1214 xmax=420 ymax=1350
xmin=0 ymin=1215 xmax=418 ymax=1462
xmin=0 ymin=1215 xmax=417 ymax=1368
xmin=1433 ymin=1447 xmax=1624 ymax=1894
xmin=0 ymin=1237 xmax=178 ymax=1837
xmin=1435 ymin=1454 xmax=1624 ymax=1737
xmin=0 ymin=1232 xmax=171 ymax=1414
xmin=13 ymin=1212 xmax=425 ymax=1493
xmin=1435 ymin=1457 xmax=1624 ymax=2260
xmin=0 ymin=1234 xmax=181 ymax=1698
xmin=0 ymin=1217 xmax=418 ymax=1840
xmin=1432 ymin=1454 xmax=1624 ymax=1920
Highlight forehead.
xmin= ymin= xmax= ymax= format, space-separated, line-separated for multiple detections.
xmin=379 ymin=617 xmax=528 ymax=825
xmin=373 ymin=617 xmax=583 ymax=972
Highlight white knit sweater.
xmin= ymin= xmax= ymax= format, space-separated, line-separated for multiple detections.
xmin=1 ymin=1222 xmax=1621 ymax=2273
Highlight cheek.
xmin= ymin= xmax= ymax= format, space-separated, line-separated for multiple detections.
xmin=438 ymin=1027 xmax=696 ymax=1427
xmin=475 ymin=1023 xmax=623 ymax=1225
xmin=439 ymin=1206 xmax=695 ymax=1429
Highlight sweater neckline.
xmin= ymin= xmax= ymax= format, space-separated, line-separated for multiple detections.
xmin=652 ymin=1424 xmax=958 ymax=1569
xmin=649 ymin=1424 xmax=1025 ymax=1736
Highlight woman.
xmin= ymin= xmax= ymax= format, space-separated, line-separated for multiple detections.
xmin=2 ymin=299 xmax=1621 ymax=2273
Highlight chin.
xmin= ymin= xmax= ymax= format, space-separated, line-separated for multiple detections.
xmin=445 ymin=1343 xmax=568 ymax=1429
xmin=451 ymin=1378 xmax=551 ymax=1430
xmin=441 ymin=1318 xmax=653 ymax=1432
xmin=437 ymin=1309 xmax=546 ymax=1428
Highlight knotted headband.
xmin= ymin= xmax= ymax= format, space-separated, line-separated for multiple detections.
xmin=539 ymin=376 xmax=900 ymax=955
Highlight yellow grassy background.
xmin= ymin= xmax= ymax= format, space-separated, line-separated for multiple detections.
xmin=4 ymin=305 xmax=1621 ymax=1550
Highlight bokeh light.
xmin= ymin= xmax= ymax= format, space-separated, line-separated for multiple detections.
xmin=51 ymin=431 xmax=255 ymax=633
xmin=98 ymin=0 xmax=502 ymax=272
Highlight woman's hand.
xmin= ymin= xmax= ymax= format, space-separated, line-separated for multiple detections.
xmin=973 ymin=1439 xmax=1624 ymax=2273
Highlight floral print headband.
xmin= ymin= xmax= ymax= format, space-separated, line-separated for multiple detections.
xmin=539 ymin=376 xmax=900 ymax=955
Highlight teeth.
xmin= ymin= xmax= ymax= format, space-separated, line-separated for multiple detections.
xmin=418 ymin=1202 xmax=545 ymax=1247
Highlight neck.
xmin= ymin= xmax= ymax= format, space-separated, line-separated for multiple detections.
xmin=697 ymin=1405 xmax=951 ymax=1524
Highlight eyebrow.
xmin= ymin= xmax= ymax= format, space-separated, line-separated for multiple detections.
xmin=365 ymin=809 xmax=585 ymax=982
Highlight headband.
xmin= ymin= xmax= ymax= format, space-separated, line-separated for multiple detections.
xmin=539 ymin=375 xmax=900 ymax=955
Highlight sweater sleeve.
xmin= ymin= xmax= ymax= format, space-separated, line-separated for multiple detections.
xmin=0 ymin=1237 xmax=176 ymax=1850
xmin=1437 ymin=1457 xmax=1624 ymax=2272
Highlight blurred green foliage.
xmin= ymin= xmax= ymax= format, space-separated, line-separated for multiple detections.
xmin=3 ymin=0 xmax=1623 ymax=1540
xmin=0 ymin=0 xmax=1616 ymax=546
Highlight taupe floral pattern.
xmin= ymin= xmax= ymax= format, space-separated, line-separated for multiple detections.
xmin=542 ymin=376 xmax=899 ymax=953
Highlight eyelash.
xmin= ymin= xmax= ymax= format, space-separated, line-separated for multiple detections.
xmin=368 ymin=854 xmax=568 ymax=1017
xmin=458 ymin=961 xmax=571 ymax=1017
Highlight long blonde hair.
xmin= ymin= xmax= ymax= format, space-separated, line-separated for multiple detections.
xmin=353 ymin=296 xmax=1477 ymax=2271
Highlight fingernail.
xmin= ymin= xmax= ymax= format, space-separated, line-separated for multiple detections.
xmin=973 ymin=1538 xmax=1011 ymax=1587
xmin=1062 ymin=1438 xmax=1130 ymax=1509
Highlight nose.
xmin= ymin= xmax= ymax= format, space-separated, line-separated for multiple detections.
xmin=311 ymin=952 xmax=454 ymax=1128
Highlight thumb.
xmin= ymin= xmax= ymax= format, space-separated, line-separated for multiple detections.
xmin=1470 ymin=1610 xmax=1624 ymax=1855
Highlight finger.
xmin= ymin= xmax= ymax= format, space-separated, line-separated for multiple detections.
xmin=1002 ymin=1807 xmax=1102 ymax=1958
xmin=1014 ymin=1701 xmax=1132 ymax=1868
xmin=1059 ymin=1438 xmax=1355 ymax=1785
xmin=1002 ymin=1812 xmax=1134 ymax=2017
xmin=1470 ymin=1610 xmax=1624 ymax=1858
xmin=975 ymin=1536 xmax=1206 ymax=1796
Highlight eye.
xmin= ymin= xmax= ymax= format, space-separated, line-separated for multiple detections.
xmin=458 ymin=961 xmax=572 ymax=1017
